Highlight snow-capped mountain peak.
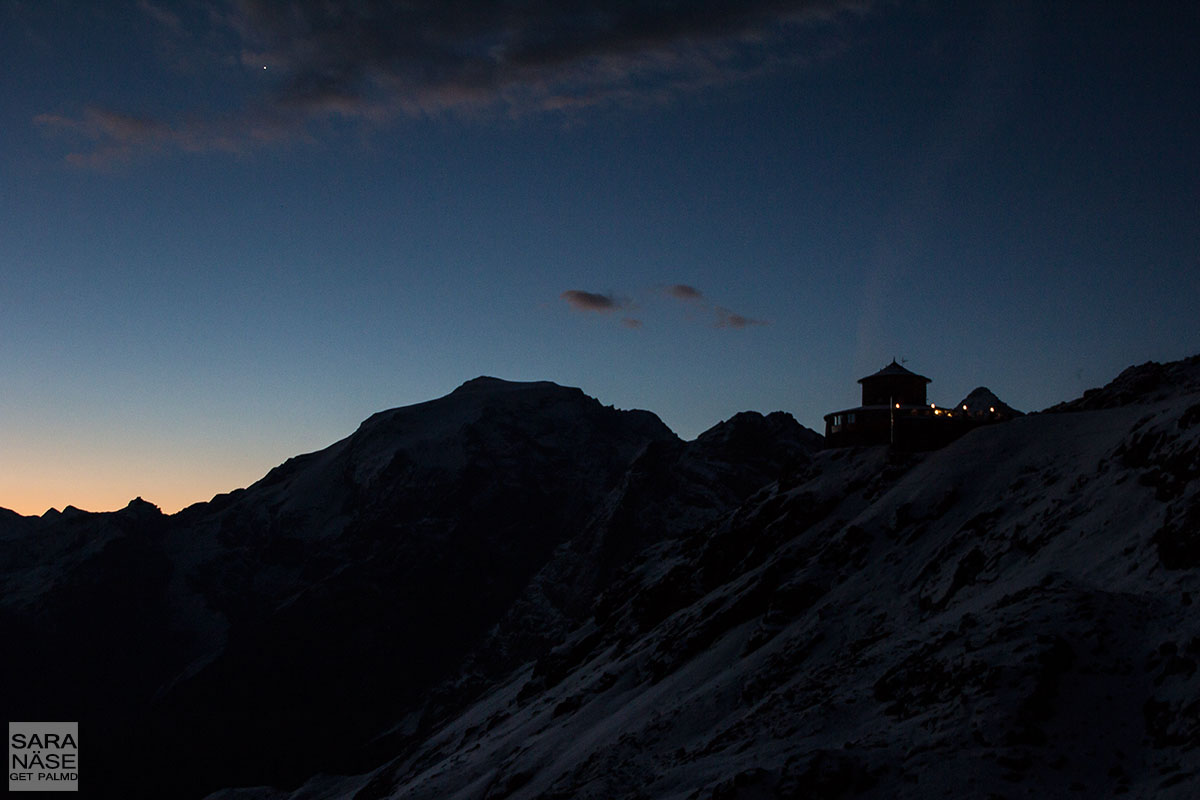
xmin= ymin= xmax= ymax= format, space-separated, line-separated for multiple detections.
xmin=3 ymin=359 xmax=1200 ymax=799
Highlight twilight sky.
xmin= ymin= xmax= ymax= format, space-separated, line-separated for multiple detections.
xmin=2 ymin=0 xmax=1197 ymax=516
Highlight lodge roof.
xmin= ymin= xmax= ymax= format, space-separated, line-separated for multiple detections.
xmin=858 ymin=359 xmax=931 ymax=385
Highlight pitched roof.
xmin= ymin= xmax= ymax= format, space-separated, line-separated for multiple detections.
xmin=858 ymin=359 xmax=931 ymax=384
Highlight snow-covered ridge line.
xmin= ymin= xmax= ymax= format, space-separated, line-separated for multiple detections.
xmin=2 ymin=355 xmax=1199 ymax=799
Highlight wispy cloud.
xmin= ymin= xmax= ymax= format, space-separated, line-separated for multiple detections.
xmin=227 ymin=0 xmax=870 ymax=117
xmin=39 ymin=0 xmax=873 ymax=165
xmin=666 ymin=284 xmax=704 ymax=301
xmin=35 ymin=105 xmax=292 ymax=168
xmin=562 ymin=284 xmax=766 ymax=331
xmin=561 ymin=290 xmax=624 ymax=313
xmin=137 ymin=0 xmax=182 ymax=33
xmin=666 ymin=283 xmax=768 ymax=328
xmin=714 ymin=308 xmax=768 ymax=329
xmin=35 ymin=108 xmax=174 ymax=168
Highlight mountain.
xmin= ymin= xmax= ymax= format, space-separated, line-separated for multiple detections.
xmin=954 ymin=386 xmax=1022 ymax=418
xmin=3 ymin=358 xmax=1199 ymax=799
xmin=0 ymin=378 xmax=815 ymax=797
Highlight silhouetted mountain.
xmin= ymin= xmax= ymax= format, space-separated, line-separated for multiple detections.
xmin=955 ymin=386 xmax=1022 ymax=417
xmin=3 ymin=360 xmax=1200 ymax=799
xmin=1045 ymin=354 xmax=1200 ymax=412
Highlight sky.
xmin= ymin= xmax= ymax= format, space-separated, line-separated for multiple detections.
xmin=2 ymin=0 xmax=1198 ymax=516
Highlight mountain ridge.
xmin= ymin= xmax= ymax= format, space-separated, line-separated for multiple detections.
xmin=2 ymin=357 xmax=1199 ymax=798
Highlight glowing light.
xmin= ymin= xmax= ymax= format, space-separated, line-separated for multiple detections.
xmin=895 ymin=403 xmax=900 ymax=409
xmin=990 ymin=407 xmax=995 ymax=412
xmin=962 ymin=405 xmax=968 ymax=410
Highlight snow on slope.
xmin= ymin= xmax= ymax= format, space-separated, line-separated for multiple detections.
xmin=4 ymin=361 xmax=1199 ymax=799
xmin=220 ymin=360 xmax=1200 ymax=799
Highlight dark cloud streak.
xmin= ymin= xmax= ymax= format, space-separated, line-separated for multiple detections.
xmin=234 ymin=0 xmax=870 ymax=117
xmin=40 ymin=0 xmax=872 ymax=165
xmin=714 ymin=308 xmax=768 ymax=329
xmin=666 ymin=284 xmax=703 ymax=300
xmin=562 ymin=290 xmax=624 ymax=312
xmin=137 ymin=0 xmax=183 ymax=33
xmin=561 ymin=284 xmax=767 ymax=331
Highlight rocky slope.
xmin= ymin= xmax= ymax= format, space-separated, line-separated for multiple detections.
xmin=0 ymin=377 xmax=818 ymax=798
xmin=3 ymin=358 xmax=1199 ymax=799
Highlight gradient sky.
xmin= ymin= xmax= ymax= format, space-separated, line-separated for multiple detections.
xmin=2 ymin=0 xmax=1198 ymax=516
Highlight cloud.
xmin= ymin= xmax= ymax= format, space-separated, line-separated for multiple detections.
xmin=39 ymin=0 xmax=873 ymax=165
xmin=35 ymin=105 xmax=283 ymax=168
xmin=226 ymin=0 xmax=871 ymax=118
xmin=35 ymin=108 xmax=175 ymax=168
xmin=714 ymin=307 xmax=768 ymax=329
xmin=561 ymin=284 xmax=766 ymax=332
xmin=663 ymin=283 xmax=768 ymax=329
xmin=137 ymin=0 xmax=183 ymax=33
xmin=666 ymin=284 xmax=703 ymax=301
xmin=561 ymin=290 xmax=623 ymax=313
xmin=35 ymin=108 xmax=159 ymax=141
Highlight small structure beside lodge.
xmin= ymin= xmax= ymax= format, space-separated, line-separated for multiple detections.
xmin=824 ymin=360 xmax=1020 ymax=449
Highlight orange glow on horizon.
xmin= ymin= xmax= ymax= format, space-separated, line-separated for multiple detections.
xmin=0 ymin=449 xmax=280 ymax=518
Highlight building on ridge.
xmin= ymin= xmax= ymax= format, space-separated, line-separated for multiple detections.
xmin=824 ymin=360 xmax=969 ymax=449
